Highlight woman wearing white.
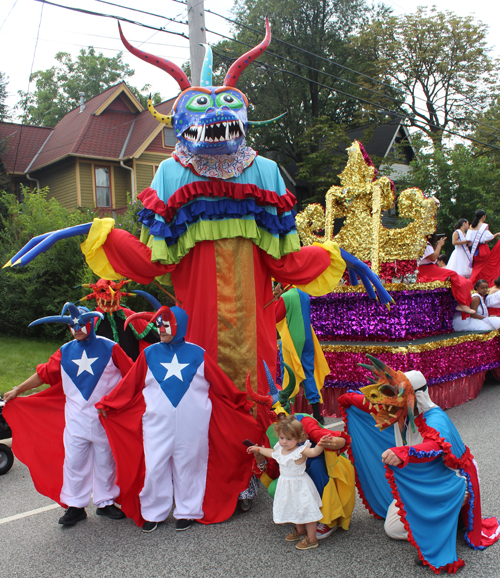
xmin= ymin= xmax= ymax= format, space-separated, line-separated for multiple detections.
xmin=486 ymin=276 xmax=500 ymax=315
xmin=453 ymin=279 xmax=500 ymax=331
xmin=447 ymin=219 xmax=472 ymax=278
xmin=466 ymin=210 xmax=500 ymax=285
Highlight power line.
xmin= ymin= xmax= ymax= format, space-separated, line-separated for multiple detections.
xmin=0 ymin=0 xmax=19 ymax=33
xmin=92 ymin=0 xmax=187 ymax=26
xmin=212 ymin=47 xmax=500 ymax=153
xmin=205 ymin=7 xmax=500 ymax=140
xmin=32 ymin=0 xmax=189 ymax=39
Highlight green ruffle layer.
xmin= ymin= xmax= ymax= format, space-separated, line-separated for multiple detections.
xmin=140 ymin=219 xmax=301 ymax=265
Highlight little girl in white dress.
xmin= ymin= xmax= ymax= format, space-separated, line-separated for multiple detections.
xmin=248 ymin=416 xmax=324 ymax=550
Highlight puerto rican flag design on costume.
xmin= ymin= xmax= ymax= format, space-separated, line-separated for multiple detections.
xmin=4 ymin=336 xmax=133 ymax=508
xmin=138 ymin=342 xmax=211 ymax=523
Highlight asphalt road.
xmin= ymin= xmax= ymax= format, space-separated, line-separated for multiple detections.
xmin=1 ymin=381 xmax=499 ymax=578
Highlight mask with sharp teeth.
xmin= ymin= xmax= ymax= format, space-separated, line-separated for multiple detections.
xmin=118 ymin=19 xmax=286 ymax=156
xmin=358 ymin=354 xmax=419 ymax=445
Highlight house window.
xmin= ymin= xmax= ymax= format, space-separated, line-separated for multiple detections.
xmin=95 ymin=166 xmax=111 ymax=207
xmin=163 ymin=127 xmax=177 ymax=147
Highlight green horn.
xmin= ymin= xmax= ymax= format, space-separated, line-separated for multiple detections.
xmin=366 ymin=354 xmax=389 ymax=372
xmin=281 ymin=362 xmax=296 ymax=398
xmin=247 ymin=112 xmax=287 ymax=129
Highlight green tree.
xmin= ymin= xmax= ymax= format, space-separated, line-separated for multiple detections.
xmin=209 ymin=0 xmax=399 ymax=202
xmin=0 ymin=71 xmax=9 ymax=121
xmin=0 ymin=188 xmax=93 ymax=339
xmin=399 ymin=134 xmax=500 ymax=254
xmin=353 ymin=7 xmax=499 ymax=147
xmin=16 ymin=48 xmax=161 ymax=127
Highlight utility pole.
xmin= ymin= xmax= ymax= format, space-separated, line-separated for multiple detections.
xmin=187 ymin=0 xmax=207 ymax=86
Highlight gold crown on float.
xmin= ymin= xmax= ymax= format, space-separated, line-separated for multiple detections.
xmin=295 ymin=141 xmax=438 ymax=274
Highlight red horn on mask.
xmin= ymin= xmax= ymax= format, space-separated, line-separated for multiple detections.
xmin=245 ymin=371 xmax=273 ymax=410
xmin=224 ymin=17 xmax=271 ymax=87
xmin=118 ymin=22 xmax=191 ymax=92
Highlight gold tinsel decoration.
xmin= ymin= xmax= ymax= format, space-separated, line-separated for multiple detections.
xmin=321 ymin=330 xmax=499 ymax=355
xmin=295 ymin=141 xmax=439 ymax=268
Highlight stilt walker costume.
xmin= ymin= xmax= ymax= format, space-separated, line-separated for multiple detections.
xmin=3 ymin=303 xmax=133 ymax=515
xmin=4 ymin=19 xmax=392 ymax=440
xmin=96 ymin=292 xmax=261 ymax=527
xmin=339 ymin=355 xmax=500 ymax=574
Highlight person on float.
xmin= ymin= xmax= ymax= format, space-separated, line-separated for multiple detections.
xmin=247 ymin=416 xmax=325 ymax=551
xmin=452 ymin=279 xmax=500 ymax=331
xmin=436 ymin=254 xmax=448 ymax=267
xmin=446 ymin=218 xmax=472 ymax=278
xmin=417 ymin=232 xmax=475 ymax=314
xmin=76 ymin=278 xmax=159 ymax=361
xmin=3 ymin=303 xmax=133 ymax=526
xmin=273 ymin=283 xmax=330 ymax=424
xmin=339 ymin=356 xmax=500 ymax=574
xmin=486 ymin=275 xmax=500 ymax=315
xmin=246 ymin=362 xmax=355 ymax=541
xmin=466 ymin=209 xmax=500 ymax=286
xmin=95 ymin=291 xmax=261 ymax=531
xmin=4 ymin=20 xmax=392 ymax=447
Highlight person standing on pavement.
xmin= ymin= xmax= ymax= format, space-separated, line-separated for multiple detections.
xmin=3 ymin=303 xmax=132 ymax=526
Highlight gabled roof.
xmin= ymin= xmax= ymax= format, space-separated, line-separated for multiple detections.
xmin=29 ymin=82 xmax=141 ymax=171
xmin=346 ymin=120 xmax=414 ymax=161
xmin=122 ymin=99 xmax=176 ymax=158
xmin=0 ymin=122 xmax=53 ymax=173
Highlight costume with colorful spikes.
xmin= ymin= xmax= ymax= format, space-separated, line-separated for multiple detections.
xmin=76 ymin=279 xmax=159 ymax=361
xmin=3 ymin=18 xmax=391 ymax=445
xmin=246 ymin=362 xmax=355 ymax=532
xmin=3 ymin=303 xmax=133 ymax=510
xmin=95 ymin=293 xmax=261 ymax=526
xmin=340 ymin=356 xmax=500 ymax=574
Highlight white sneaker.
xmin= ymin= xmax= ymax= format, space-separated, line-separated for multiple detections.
xmin=316 ymin=522 xmax=338 ymax=540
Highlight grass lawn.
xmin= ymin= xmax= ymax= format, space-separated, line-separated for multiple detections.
xmin=0 ymin=335 xmax=61 ymax=396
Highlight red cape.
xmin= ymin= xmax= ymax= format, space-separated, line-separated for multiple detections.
xmin=96 ymin=351 xmax=263 ymax=526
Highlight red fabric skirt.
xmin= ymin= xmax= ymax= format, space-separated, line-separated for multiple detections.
xmin=417 ymin=264 xmax=472 ymax=306
xmin=471 ymin=242 xmax=500 ymax=286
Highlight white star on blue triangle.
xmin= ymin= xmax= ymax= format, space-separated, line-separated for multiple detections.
xmin=72 ymin=350 xmax=99 ymax=376
xmin=160 ymin=354 xmax=189 ymax=381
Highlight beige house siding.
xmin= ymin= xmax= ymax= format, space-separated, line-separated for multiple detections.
xmin=136 ymin=163 xmax=155 ymax=193
xmin=38 ymin=159 xmax=77 ymax=210
xmin=135 ymin=150 xmax=169 ymax=193
xmin=137 ymin=152 xmax=168 ymax=165
xmin=114 ymin=165 xmax=131 ymax=208
xmin=79 ymin=162 xmax=94 ymax=208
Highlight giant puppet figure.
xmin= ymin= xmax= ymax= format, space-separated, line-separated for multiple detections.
xmin=4 ymin=19 xmax=391 ymax=435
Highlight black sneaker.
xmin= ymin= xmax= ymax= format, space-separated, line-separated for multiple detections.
xmin=58 ymin=507 xmax=87 ymax=526
xmin=175 ymin=518 xmax=193 ymax=531
xmin=142 ymin=521 xmax=158 ymax=533
xmin=96 ymin=504 xmax=126 ymax=520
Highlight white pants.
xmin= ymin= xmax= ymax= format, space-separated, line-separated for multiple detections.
xmin=384 ymin=500 xmax=408 ymax=540
xmin=60 ymin=422 xmax=119 ymax=508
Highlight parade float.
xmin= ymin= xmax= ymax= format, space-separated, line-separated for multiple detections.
xmin=287 ymin=141 xmax=500 ymax=416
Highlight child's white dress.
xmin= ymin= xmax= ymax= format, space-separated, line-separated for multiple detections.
xmin=272 ymin=440 xmax=323 ymax=524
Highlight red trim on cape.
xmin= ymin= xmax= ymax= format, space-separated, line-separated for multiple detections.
xmin=384 ymin=466 xmax=465 ymax=575
xmin=338 ymin=393 xmax=384 ymax=520
xmin=137 ymin=181 xmax=297 ymax=223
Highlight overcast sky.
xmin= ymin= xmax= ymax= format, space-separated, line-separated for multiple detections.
xmin=1 ymin=0 xmax=499 ymax=121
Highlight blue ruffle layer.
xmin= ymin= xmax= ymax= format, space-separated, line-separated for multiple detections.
xmin=138 ymin=198 xmax=297 ymax=245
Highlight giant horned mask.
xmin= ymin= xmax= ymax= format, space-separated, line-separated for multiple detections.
xmin=118 ymin=19 xmax=285 ymax=156
xmin=358 ymin=354 xmax=418 ymax=445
